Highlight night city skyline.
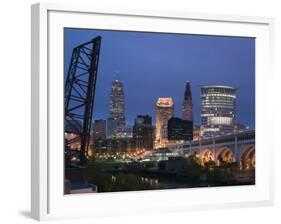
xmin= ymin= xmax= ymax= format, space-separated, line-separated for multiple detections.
xmin=64 ymin=28 xmax=255 ymax=129
xmin=64 ymin=28 xmax=256 ymax=194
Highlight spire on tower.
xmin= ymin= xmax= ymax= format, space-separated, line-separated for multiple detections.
xmin=182 ymin=81 xmax=193 ymax=122
xmin=184 ymin=81 xmax=192 ymax=101
xmin=115 ymin=69 xmax=120 ymax=81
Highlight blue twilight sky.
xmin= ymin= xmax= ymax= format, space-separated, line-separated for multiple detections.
xmin=64 ymin=28 xmax=255 ymax=128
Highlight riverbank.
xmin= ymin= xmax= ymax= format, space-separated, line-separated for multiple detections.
xmin=65 ymin=159 xmax=254 ymax=193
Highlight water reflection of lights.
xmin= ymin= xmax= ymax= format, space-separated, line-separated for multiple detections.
xmin=94 ymin=149 xmax=147 ymax=161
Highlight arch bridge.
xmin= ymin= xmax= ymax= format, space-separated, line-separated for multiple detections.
xmin=168 ymin=130 xmax=255 ymax=169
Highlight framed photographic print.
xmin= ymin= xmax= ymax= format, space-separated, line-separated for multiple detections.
xmin=31 ymin=2 xmax=274 ymax=221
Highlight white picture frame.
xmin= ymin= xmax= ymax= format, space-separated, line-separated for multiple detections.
xmin=31 ymin=2 xmax=274 ymax=221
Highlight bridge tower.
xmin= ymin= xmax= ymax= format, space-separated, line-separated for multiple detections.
xmin=64 ymin=36 xmax=102 ymax=164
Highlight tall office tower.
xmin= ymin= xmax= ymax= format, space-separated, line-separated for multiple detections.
xmin=182 ymin=81 xmax=193 ymax=122
xmin=155 ymin=97 xmax=174 ymax=148
xmin=201 ymin=85 xmax=237 ymax=138
xmin=107 ymin=79 xmax=126 ymax=138
xmin=132 ymin=115 xmax=154 ymax=151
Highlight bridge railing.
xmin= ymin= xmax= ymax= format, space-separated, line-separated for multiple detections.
xmin=173 ymin=130 xmax=255 ymax=149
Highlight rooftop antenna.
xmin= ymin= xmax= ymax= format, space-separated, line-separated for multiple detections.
xmin=115 ymin=69 xmax=120 ymax=81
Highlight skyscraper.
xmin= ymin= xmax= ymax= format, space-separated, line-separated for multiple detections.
xmin=107 ymin=79 xmax=126 ymax=138
xmin=201 ymin=85 xmax=236 ymax=138
xmin=182 ymin=81 xmax=193 ymax=122
xmin=155 ymin=97 xmax=174 ymax=148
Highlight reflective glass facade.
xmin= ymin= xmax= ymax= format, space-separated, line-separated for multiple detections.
xmin=201 ymin=85 xmax=236 ymax=138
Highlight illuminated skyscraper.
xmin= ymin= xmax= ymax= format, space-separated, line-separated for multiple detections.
xmin=107 ymin=79 xmax=126 ymax=138
xmin=182 ymin=81 xmax=193 ymax=122
xmin=201 ymin=85 xmax=236 ymax=138
xmin=155 ymin=97 xmax=174 ymax=148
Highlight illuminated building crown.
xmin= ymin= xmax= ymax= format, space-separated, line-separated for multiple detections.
xmin=156 ymin=97 xmax=174 ymax=107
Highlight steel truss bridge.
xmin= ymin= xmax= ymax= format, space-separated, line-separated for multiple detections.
xmin=64 ymin=36 xmax=102 ymax=164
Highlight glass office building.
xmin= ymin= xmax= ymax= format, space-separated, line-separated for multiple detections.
xmin=201 ymin=85 xmax=236 ymax=138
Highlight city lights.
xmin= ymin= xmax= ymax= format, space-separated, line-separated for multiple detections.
xmin=64 ymin=29 xmax=255 ymax=194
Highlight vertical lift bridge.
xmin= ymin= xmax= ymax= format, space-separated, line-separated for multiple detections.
xmin=64 ymin=36 xmax=102 ymax=165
